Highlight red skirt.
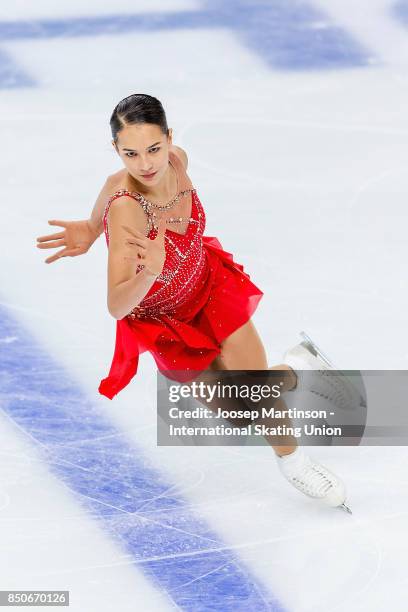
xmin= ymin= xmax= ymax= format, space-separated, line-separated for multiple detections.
xmin=98 ymin=236 xmax=264 ymax=399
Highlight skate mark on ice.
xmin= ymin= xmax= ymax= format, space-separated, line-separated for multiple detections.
xmin=0 ymin=304 xmax=286 ymax=612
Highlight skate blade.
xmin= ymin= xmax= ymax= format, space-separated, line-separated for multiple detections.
xmin=300 ymin=331 xmax=336 ymax=369
xmin=339 ymin=502 xmax=353 ymax=515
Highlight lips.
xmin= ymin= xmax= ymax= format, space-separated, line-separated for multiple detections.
xmin=142 ymin=171 xmax=156 ymax=178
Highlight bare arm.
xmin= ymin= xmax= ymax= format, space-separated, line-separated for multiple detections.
xmin=88 ymin=169 xmax=127 ymax=237
xmin=36 ymin=169 xmax=128 ymax=263
xmin=106 ymin=197 xmax=166 ymax=320
xmin=36 ymin=153 xmax=185 ymax=264
xmin=108 ymin=265 xmax=158 ymax=321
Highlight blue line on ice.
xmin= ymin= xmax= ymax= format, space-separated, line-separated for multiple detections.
xmin=0 ymin=305 xmax=287 ymax=611
xmin=0 ymin=0 xmax=371 ymax=88
xmin=392 ymin=0 xmax=408 ymax=24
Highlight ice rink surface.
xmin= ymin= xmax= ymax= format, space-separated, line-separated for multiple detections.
xmin=1 ymin=1 xmax=408 ymax=610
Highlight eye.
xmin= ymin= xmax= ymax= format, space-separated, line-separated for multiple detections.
xmin=125 ymin=147 xmax=160 ymax=158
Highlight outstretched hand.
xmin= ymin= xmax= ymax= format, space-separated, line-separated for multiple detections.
xmin=122 ymin=217 xmax=166 ymax=276
xmin=36 ymin=219 xmax=100 ymax=264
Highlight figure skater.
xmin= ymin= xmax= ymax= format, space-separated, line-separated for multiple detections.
xmin=36 ymin=93 xmax=357 ymax=513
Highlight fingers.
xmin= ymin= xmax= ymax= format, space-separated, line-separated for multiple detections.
xmin=37 ymin=238 xmax=66 ymax=249
xmin=44 ymin=247 xmax=68 ymax=264
xmin=121 ymin=224 xmax=145 ymax=238
xmin=43 ymin=247 xmax=81 ymax=264
xmin=125 ymin=237 xmax=147 ymax=248
xmin=47 ymin=219 xmax=68 ymax=228
xmin=123 ymin=257 xmax=144 ymax=262
xmin=37 ymin=219 xmax=70 ymax=242
xmin=123 ymin=252 xmax=146 ymax=262
xmin=36 ymin=231 xmax=65 ymax=243
xmin=121 ymin=224 xmax=150 ymax=263
xmin=44 ymin=255 xmax=60 ymax=264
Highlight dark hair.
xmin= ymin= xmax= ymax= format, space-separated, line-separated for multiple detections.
xmin=110 ymin=94 xmax=169 ymax=144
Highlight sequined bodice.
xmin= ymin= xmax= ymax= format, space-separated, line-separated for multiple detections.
xmin=102 ymin=186 xmax=208 ymax=322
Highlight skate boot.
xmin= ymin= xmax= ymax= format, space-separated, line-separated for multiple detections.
xmin=283 ymin=331 xmax=366 ymax=412
xmin=277 ymin=446 xmax=352 ymax=513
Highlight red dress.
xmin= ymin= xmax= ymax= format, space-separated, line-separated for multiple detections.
xmin=98 ymin=151 xmax=263 ymax=399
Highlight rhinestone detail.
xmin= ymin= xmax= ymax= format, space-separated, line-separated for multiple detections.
xmin=102 ymin=188 xmax=208 ymax=322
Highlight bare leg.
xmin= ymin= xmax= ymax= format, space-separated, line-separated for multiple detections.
xmin=189 ymin=319 xmax=299 ymax=456
xmin=180 ymin=321 xmax=351 ymax=511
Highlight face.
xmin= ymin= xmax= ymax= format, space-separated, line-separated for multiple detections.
xmin=113 ymin=123 xmax=173 ymax=187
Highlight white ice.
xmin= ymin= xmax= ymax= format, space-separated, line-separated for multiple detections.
xmin=0 ymin=0 xmax=407 ymax=610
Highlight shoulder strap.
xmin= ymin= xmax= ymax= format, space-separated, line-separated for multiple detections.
xmin=106 ymin=189 xmax=140 ymax=206
xmin=103 ymin=189 xmax=154 ymax=238
xmin=169 ymin=150 xmax=194 ymax=192
xmin=104 ymin=188 xmax=148 ymax=219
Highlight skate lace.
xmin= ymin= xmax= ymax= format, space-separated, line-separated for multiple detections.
xmin=289 ymin=461 xmax=336 ymax=499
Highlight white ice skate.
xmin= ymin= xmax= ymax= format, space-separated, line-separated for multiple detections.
xmin=283 ymin=331 xmax=366 ymax=412
xmin=277 ymin=446 xmax=352 ymax=513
